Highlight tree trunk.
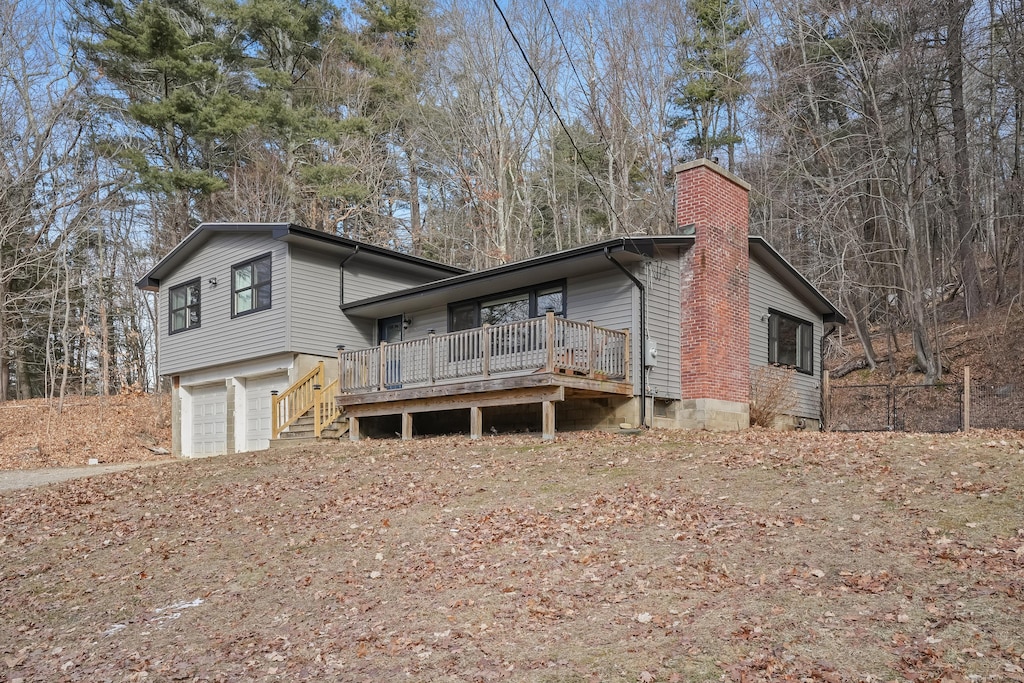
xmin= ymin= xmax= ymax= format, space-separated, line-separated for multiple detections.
xmin=407 ymin=146 xmax=421 ymax=253
xmin=842 ymin=291 xmax=878 ymax=370
xmin=947 ymin=0 xmax=983 ymax=317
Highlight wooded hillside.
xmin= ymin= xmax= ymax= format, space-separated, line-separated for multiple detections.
xmin=2 ymin=0 xmax=1021 ymax=400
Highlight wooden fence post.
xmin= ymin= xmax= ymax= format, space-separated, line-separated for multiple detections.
xmin=313 ymin=383 xmax=322 ymax=437
xmin=587 ymin=320 xmax=595 ymax=378
xmin=622 ymin=329 xmax=631 ymax=382
xmin=271 ymin=390 xmax=280 ymax=439
xmin=336 ymin=345 xmax=345 ymax=392
xmin=962 ymin=365 xmax=970 ymax=432
xmin=378 ymin=341 xmax=387 ymax=392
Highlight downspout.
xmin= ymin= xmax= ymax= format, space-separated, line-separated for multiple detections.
xmin=338 ymin=245 xmax=361 ymax=307
xmin=604 ymin=247 xmax=647 ymax=428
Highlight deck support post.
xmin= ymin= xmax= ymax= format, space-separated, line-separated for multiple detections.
xmin=401 ymin=412 xmax=413 ymax=440
xmin=587 ymin=320 xmax=595 ymax=378
xmin=545 ymin=311 xmax=556 ymax=372
xmin=482 ymin=325 xmax=491 ymax=377
xmin=470 ymin=406 xmax=482 ymax=439
xmin=542 ymin=400 xmax=555 ymax=440
xmin=349 ymin=416 xmax=360 ymax=441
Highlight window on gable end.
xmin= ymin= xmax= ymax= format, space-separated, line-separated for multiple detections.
xmin=232 ymin=253 xmax=272 ymax=317
xmin=169 ymin=279 xmax=201 ymax=334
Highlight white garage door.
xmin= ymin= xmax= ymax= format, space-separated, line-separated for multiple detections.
xmin=245 ymin=373 xmax=288 ymax=451
xmin=191 ymin=383 xmax=227 ymax=456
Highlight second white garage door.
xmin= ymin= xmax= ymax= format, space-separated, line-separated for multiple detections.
xmin=244 ymin=373 xmax=289 ymax=451
xmin=191 ymin=383 xmax=227 ymax=457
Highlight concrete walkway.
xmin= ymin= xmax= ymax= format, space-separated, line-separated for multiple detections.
xmin=0 ymin=460 xmax=175 ymax=492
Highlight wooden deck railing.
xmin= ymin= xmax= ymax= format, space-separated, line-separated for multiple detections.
xmin=271 ymin=361 xmax=324 ymax=439
xmin=338 ymin=312 xmax=630 ymax=394
xmin=313 ymin=378 xmax=340 ymax=437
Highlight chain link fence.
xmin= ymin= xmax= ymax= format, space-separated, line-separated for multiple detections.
xmin=825 ymin=369 xmax=1023 ymax=432
xmin=970 ymin=383 xmax=1024 ymax=430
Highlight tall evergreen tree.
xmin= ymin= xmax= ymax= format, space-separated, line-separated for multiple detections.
xmin=73 ymin=0 xmax=255 ymax=248
xmin=671 ymin=0 xmax=749 ymax=169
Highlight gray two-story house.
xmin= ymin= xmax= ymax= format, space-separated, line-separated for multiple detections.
xmin=139 ymin=160 xmax=845 ymax=456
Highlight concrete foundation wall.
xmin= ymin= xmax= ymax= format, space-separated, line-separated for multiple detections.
xmin=673 ymin=398 xmax=750 ymax=431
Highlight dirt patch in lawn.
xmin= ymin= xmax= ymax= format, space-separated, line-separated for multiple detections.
xmin=2 ymin=429 xmax=1023 ymax=682
xmin=0 ymin=393 xmax=170 ymax=470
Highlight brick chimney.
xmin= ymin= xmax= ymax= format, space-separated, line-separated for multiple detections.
xmin=675 ymin=159 xmax=750 ymax=429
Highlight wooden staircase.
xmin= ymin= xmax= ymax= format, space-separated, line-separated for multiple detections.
xmin=270 ymin=411 xmax=349 ymax=448
xmin=269 ymin=360 xmax=346 ymax=448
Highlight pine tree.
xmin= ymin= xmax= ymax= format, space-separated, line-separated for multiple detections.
xmin=72 ymin=0 xmax=255 ymax=246
xmin=671 ymin=0 xmax=749 ymax=169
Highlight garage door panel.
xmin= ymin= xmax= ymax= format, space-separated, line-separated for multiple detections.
xmin=192 ymin=383 xmax=226 ymax=456
xmin=245 ymin=374 xmax=288 ymax=451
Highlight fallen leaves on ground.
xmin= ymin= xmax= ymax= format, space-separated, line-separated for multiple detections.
xmin=1 ymin=429 xmax=1023 ymax=681
xmin=0 ymin=394 xmax=170 ymax=470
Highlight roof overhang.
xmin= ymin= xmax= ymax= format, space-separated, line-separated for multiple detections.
xmin=749 ymin=237 xmax=847 ymax=325
xmin=136 ymin=223 xmax=465 ymax=291
xmin=344 ymin=234 xmax=846 ymax=325
xmin=341 ymin=237 xmax=660 ymax=319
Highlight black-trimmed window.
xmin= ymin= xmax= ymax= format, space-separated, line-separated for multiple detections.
xmin=169 ymin=279 xmax=201 ymax=334
xmin=232 ymin=253 xmax=272 ymax=317
xmin=448 ymin=282 xmax=566 ymax=331
xmin=768 ymin=310 xmax=814 ymax=374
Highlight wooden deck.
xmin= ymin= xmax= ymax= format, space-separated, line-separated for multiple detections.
xmin=336 ymin=313 xmax=632 ymax=440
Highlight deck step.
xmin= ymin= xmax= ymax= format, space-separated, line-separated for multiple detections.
xmin=272 ymin=414 xmax=349 ymax=447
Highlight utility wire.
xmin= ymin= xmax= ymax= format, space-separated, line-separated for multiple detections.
xmin=541 ymin=0 xmax=670 ymax=233
xmin=540 ymin=0 xmax=610 ymax=144
xmin=489 ymin=0 xmax=621 ymax=230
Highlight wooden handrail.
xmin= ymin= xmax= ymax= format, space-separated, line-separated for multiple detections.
xmin=271 ymin=361 xmax=324 ymax=439
xmin=314 ymin=378 xmax=340 ymax=437
xmin=337 ymin=316 xmax=630 ymax=393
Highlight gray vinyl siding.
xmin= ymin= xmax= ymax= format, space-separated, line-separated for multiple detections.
xmin=344 ymin=260 xmax=437 ymax=303
xmin=402 ymin=306 xmax=448 ymax=341
xmin=748 ymin=258 xmax=822 ymax=419
xmin=287 ymin=245 xmax=370 ymax=354
xmin=398 ymin=270 xmax=636 ymax=349
xmin=644 ymin=251 xmax=682 ymax=400
xmin=566 ymin=267 xmax=639 ymax=393
xmin=566 ymin=268 xmax=634 ymax=332
xmin=160 ymin=234 xmax=288 ymax=376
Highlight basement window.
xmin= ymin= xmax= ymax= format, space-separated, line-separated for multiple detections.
xmin=768 ymin=310 xmax=814 ymax=374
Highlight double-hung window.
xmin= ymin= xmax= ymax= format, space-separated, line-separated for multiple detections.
xmin=232 ymin=254 xmax=272 ymax=317
xmin=768 ymin=310 xmax=814 ymax=374
xmin=169 ymin=280 xmax=201 ymax=334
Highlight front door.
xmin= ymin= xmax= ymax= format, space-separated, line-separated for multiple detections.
xmin=378 ymin=315 xmax=404 ymax=344
xmin=378 ymin=315 xmax=404 ymax=388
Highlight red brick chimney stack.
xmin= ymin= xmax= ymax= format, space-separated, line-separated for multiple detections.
xmin=676 ymin=159 xmax=751 ymax=428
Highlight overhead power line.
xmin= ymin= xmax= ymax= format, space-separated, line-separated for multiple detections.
xmin=489 ymin=0 xmax=620 ymax=228
xmin=538 ymin=0 xmax=609 ymax=141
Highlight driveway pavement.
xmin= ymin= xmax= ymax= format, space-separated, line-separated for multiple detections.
xmin=0 ymin=460 xmax=174 ymax=492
